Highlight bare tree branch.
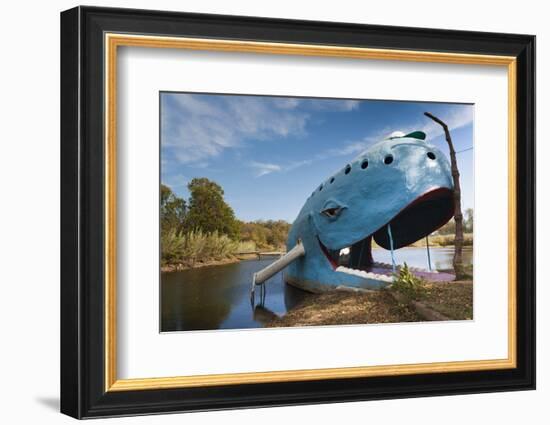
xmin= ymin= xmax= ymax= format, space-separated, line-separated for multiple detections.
xmin=424 ymin=112 xmax=466 ymax=280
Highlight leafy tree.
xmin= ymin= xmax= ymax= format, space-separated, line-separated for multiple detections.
xmin=184 ymin=178 xmax=240 ymax=239
xmin=463 ymin=208 xmax=474 ymax=233
xmin=237 ymin=219 xmax=291 ymax=249
xmin=436 ymin=218 xmax=455 ymax=235
xmin=435 ymin=209 xmax=473 ymax=235
xmin=263 ymin=220 xmax=292 ymax=248
xmin=160 ymin=184 xmax=186 ymax=234
xmin=239 ymin=221 xmax=269 ymax=247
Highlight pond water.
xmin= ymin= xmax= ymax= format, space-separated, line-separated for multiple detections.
xmin=372 ymin=246 xmax=472 ymax=272
xmin=161 ymin=246 xmax=473 ymax=332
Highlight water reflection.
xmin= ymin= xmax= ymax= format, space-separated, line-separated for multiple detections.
xmin=161 ymin=247 xmax=472 ymax=332
xmin=161 ymin=264 xmax=242 ymax=331
xmin=373 ymin=246 xmax=473 ymax=272
xmin=252 ymin=306 xmax=280 ymax=325
xmin=161 ymin=258 xmax=309 ymax=332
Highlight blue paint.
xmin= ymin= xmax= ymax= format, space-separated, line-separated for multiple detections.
xmin=387 ymin=224 xmax=396 ymax=274
xmin=284 ymin=131 xmax=454 ymax=292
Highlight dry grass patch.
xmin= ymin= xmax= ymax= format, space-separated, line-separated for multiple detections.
xmin=416 ymin=281 xmax=473 ymax=320
xmin=267 ymin=290 xmax=420 ymax=328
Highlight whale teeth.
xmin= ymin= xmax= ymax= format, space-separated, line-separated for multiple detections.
xmin=335 ymin=266 xmax=393 ymax=283
xmin=336 ymin=263 xmax=439 ymax=281
xmin=339 ymin=247 xmax=350 ymax=256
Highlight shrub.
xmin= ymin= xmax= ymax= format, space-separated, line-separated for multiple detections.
xmin=204 ymin=230 xmax=238 ymax=260
xmin=182 ymin=229 xmax=208 ymax=265
xmin=161 ymin=229 xmax=240 ymax=266
xmin=160 ymin=229 xmax=185 ymax=266
xmin=236 ymin=240 xmax=256 ymax=253
xmin=392 ymin=263 xmax=425 ymax=299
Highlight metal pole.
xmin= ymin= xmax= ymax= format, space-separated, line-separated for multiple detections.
xmin=250 ymin=274 xmax=256 ymax=306
xmin=426 ymin=235 xmax=432 ymax=271
xmin=252 ymin=242 xmax=305 ymax=285
xmin=250 ymin=241 xmax=306 ymax=303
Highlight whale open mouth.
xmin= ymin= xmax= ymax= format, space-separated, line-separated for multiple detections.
xmin=318 ymin=187 xmax=454 ymax=278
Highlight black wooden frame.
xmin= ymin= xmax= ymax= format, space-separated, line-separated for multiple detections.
xmin=60 ymin=5 xmax=536 ymax=419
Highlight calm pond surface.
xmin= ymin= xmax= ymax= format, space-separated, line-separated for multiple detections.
xmin=161 ymin=246 xmax=473 ymax=332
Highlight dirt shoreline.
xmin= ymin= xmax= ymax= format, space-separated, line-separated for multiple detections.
xmin=161 ymin=254 xmax=261 ymax=273
xmin=161 ymin=257 xmax=240 ymax=273
xmin=267 ymin=281 xmax=473 ymax=327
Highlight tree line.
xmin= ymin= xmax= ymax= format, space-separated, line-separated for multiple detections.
xmin=161 ymin=178 xmax=291 ymax=267
xmin=435 ymin=208 xmax=473 ymax=236
xmin=161 ymin=177 xmax=472 ymax=268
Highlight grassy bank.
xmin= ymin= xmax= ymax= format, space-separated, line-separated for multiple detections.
xmin=410 ymin=233 xmax=473 ymax=247
xmin=161 ymin=229 xmax=285 ymax=272
xmin=267 ymin=281 xmax=473 ymax=327
xmin=161 ymin=257 xmax=242 ymax=272
xmin=370 ymin=233 xmax=473 ymax=248
xmin=161 ymin=229 xmax=238 ymax=270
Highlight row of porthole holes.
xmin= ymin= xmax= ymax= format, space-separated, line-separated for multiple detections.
xmin=313 ymin=152 xmax=436 ymax=195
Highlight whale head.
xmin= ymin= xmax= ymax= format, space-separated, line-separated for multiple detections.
xmin=285 ymin=131 xmax=454 ymax=291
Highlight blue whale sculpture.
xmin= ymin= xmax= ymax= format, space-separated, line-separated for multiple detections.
xmin=283 ymin=131 xmax=455 ymax=292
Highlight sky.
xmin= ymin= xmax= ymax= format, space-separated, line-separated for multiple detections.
xmin=160 ymin=92 xmax=474 ymax=223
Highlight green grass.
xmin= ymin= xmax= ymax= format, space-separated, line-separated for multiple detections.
xmin=161 ymin=229 xmax=239 ymax=267
xmin=235 ymin=240 xmax=257 ymax=253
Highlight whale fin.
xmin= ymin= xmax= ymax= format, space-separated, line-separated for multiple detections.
xmin=403 ymin=131 xmax=426 ymax=140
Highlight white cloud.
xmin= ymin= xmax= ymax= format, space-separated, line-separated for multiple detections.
xmin=162 ymin=173 xmax=188 ymax=189
xmin=283 ymin=105 xmax=473 ymax=169
xmin=320 ymin=99 xmax=360 ymax=111
xmin=162 ymin=94 xmax=472 ymax=181
xmin=272 ymin=98 xmax=302 ymax=110
xmin=386 ymin=107 xmax=474 ymax=142
xmin=340 ymin=107 xmax=474 ymax=160
xmin=285 ymin=158 xmax=314 ymax=172
xmin=268 ymin=97 xmax=360 ymax=111
xmin=330 ymin=141 xmax=369 ymax=156
xmin=421 ymin=107 xmax=473 ymax=140
xmin=351 ymin=107 xmax=473 ymax=145
xmin=162 ymin=94 xmax=363 ymax=165
xmin=264 ymin=142 xmax=367 ymax=176
xmin=300 ymin=99 xmax=360 ymax=112
xmin=162 ymin=94 xmax=310 ymax=164
xmin=256 ymin=140 xmax=370 ymax=177
xmin=249 ymin=161 xmax=282 ymax=177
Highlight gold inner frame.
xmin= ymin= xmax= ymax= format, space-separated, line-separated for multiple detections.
xmin=104 ymin=33 xmax=517 ymax=392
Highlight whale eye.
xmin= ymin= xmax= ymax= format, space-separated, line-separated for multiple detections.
xmin=427 ymin=152 xmax=436 ymax=160
xmin=384 ymin=154 xmax=394 ymax=165
xmin=320 ymin=200 xmax=346 ymax=220
xmin=322 ymin=207 xmax=342 ymax=218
